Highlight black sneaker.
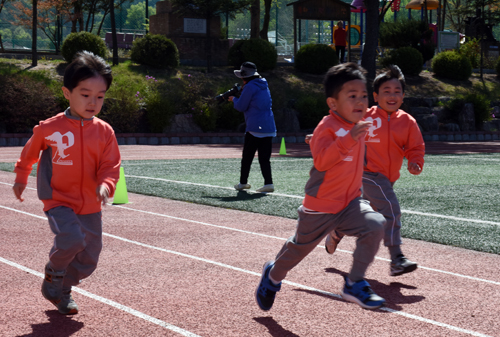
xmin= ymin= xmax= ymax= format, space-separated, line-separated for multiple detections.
xmin=255 ymin=261 xmax=281 ymax=311
xmin=390 ymin=254 xmax=418 ymax=276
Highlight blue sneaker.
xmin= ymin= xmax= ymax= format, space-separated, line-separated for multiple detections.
xmin=341 ymin=276 xmax=385 ymax=310
xmin=255 ymin=261 xmax=281 ymax=311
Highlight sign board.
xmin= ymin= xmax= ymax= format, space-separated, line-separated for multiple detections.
xmin=184 ymin=18 xmax=206 ymax=34
xmin=438 ymin=31 xmax=460 ymax=51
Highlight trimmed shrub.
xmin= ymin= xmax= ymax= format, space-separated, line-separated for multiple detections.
xmin=432 ymin=51 xmax=472 ymax=81
xmin=459 ymin=38 xmax=480 ymax=69
xmin=294 ymin=43 xmax=338 ymax=75
xmin=381 ymin=46 xmax=423 ymax=76
xmin=296 ymin=93 xmax=329 ymax=129
xmin=61 ymin=31 xmax=107 ymax=62
xmin=131 ymin=34 xmax=179 ymax=69
xmin=379 ymin=19 xmax=435 ymax=62
xmin=228 ymin=38 xmax=277 ymax=72
xmin=0 ymin=74 xmax=61 ymax=133
xmin=443 ymin=89 xmax=492 ymax=130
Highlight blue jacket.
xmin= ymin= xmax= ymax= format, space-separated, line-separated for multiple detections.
xmin=233 ymin=78 xmax=277 ymax=134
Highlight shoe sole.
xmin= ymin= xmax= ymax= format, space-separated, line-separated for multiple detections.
xmin=341 ymin=290 xmax=385 ymax=310
xmin=255 ymin=260 xmax=274 ymax=311
xmin=390 ymin=264 xmax=418 ymax=276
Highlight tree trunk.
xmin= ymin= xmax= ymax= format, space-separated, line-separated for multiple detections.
xmin=259 ymin=0 xmax=272 ymax=41
xmin=206 ymin=11 xmax=212 ymax=73
xmin=362 ymin=0 xmax=380 ymax=103
xmin=110 ymin=0 xmax=118 ymax=65
xmin=250 ymin=0 xmax=260 ymax=39
xmin=32 ymin=0 xmax=37 ymax=67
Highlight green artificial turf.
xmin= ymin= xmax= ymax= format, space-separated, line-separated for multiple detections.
xmin=2 ymin=153 xmax=500 ymax=254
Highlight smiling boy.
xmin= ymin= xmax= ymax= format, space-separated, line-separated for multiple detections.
xmin=325 ymin=65 xmax=425 ymax=276
xmin=255 ymin=63 xmax=386 ymax=311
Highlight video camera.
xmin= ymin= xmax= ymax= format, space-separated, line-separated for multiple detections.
xmin=215 ymin=83 xmax=241 ymax=104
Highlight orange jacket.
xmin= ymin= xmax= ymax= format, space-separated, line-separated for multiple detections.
xmin=364 ymin=106 xmax=425 ymax=182
xmin=15 ymin=110 xmax=121 ymax=214
xmin=303 ymin=110 xmax=364 ymax=214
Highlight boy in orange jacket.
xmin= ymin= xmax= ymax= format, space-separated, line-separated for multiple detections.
xmin=13 ymin=51 xmax=121 ymax=314
xmin=256 ymin=63 xmax=386 ymax=311
xmin=324 ymin=65 xmax=425 ymax=276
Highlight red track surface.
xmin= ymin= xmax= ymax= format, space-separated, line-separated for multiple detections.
xmin=1 ymin=143 xmax=500 ymax=337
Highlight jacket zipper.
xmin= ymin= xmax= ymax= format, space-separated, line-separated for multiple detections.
xmin=78 ymin=118 xmax=85 ymax=213
xmin=387 ymin=114 xmax=391 ymax=180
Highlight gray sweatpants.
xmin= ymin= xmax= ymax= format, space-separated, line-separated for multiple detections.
xmin=269 ymin=198 xmax=385 ymax=282
xmin=45 ymin=206 xmax=103 ymax=288
xmin=362 ymin=171 xmax=402 ymax=247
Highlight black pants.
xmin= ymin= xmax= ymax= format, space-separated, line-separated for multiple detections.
xmin=240 ymin=132 xmax=273 ymax=185
xmin=336 ymin=45 xmax=345 ymax=63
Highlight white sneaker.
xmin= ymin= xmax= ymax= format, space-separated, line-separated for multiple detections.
xmin=256 ymin=184 xmax=274 ymax=193
xmin=234 ymin=183 xmax=251 ymax=191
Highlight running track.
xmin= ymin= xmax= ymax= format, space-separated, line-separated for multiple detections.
xmin=0 ymin=142 xmax=499 ymax=337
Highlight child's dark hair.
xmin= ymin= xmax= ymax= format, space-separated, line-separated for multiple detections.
xmin=323 ymin=62 xmax=367 ymax=98
xmin=373 ymin=64 xmax=405 ymax=94
xmin=63 ymin=51 xmax=113 ymax=92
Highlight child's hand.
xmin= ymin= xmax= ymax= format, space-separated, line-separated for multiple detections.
xmin=96 ymin=185 xmax=110 ymax=206
xmin=13 ymin=183 xmax=27 ymax=202
xmin=408 ymin=162 xmax=422 ymax=175
xmin=350 ymin=121 xmax=373 ymax=141
xmin=228 ymin=96 xmax=234 ymax=102
xmin=305 ymin=134 xmax=313 ymax=144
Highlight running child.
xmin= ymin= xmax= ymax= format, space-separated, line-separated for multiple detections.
xmin=12 ymin=51 xmax=121 ymax=315
xmin=255 ymin=63 xmax=386 ymax=311
xmin=324 ymin=65 xmax=425 ymax=276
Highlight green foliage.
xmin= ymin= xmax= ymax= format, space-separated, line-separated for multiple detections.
xmin=295 ymin=93 xmax=329 ymax=130
xmin=141 ymin=76 xmax=175 ymax=133
xmin=379 ymin=19 xmax=436 ymax=62
xmin=294 ymin=43 xmax=338 ymax=75
xmin=432 ymin=50 xmax=472 ymax=81
xmin=192 ymin=103 xmax=218 ymax=132
xmin=228 ymin=38 xmax=277 ymax=72
xmin=130 ymin=34 xmax=179 ymax=69
xmin=0 ymin=28 xmax=12 ymax=40
xmin=381 ymin=46 xmax=423 ymax=76
xmin=443 ymin=84 xmax=492 ymax=130
xmin=0 ymin=69 xmax=61 ymax=133
xmin=61 ymin=31 xmax=107 ymax=62
xmin=459 ymin=38 xmax=480 ymax=69
xmin=496 ymin=56 xmax=500 ymax=76
xmin=126 ymin=2 xmax=156 ymax=30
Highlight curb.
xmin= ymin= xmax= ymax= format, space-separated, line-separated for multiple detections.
xmin=2 ymin=132 xmax=500 ymax=147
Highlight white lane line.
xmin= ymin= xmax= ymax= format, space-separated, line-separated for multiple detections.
xmin=0 ymin=206 xmax=494 ymax=337
xmin=401 ymin=210 xmax=500 ymax=226
xmin=1 ymin=200 xmax=500 ymax=287
xmin=0 ymin=257 xmax=201 ymax=337
xmin=114 ymin=205 xmax=500 ymax=287
xmin=121 ymin=175 xmax=500 ymax=225
xmin=100 ymin=233 xmax=495 ymax=337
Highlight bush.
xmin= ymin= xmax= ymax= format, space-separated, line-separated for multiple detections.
xmin=228 ymin=38 xmax=277 ymax=72
xmin=379 ymin=19 xmax=435 ymax=62
xmin=381 ymin=46 xmax=423 ymax=76
xmin=130 ymin=34 xmax=179 ymax=69
xmin=443 ymin=88 xmax=492 ymax=130
xmin=296 ymin=93 xmax=329 ymax=129
xmin=294 ymin=43 xmax=338 ymax=75
xmin=459 ymin=38 xmax=480 ymax=69
xmin=432 ymin=51 xmax=472 ymax=81
xmin=61 ymin=31 xmax=107 ymax=62
xmin=496 ymin=56 xmax=500 ymax=76
xmin=0 ymin=74 xmax=61 ymax=133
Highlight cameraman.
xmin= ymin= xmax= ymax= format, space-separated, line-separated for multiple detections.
xmin=228 ymin=62 xmax=277 ymax=193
